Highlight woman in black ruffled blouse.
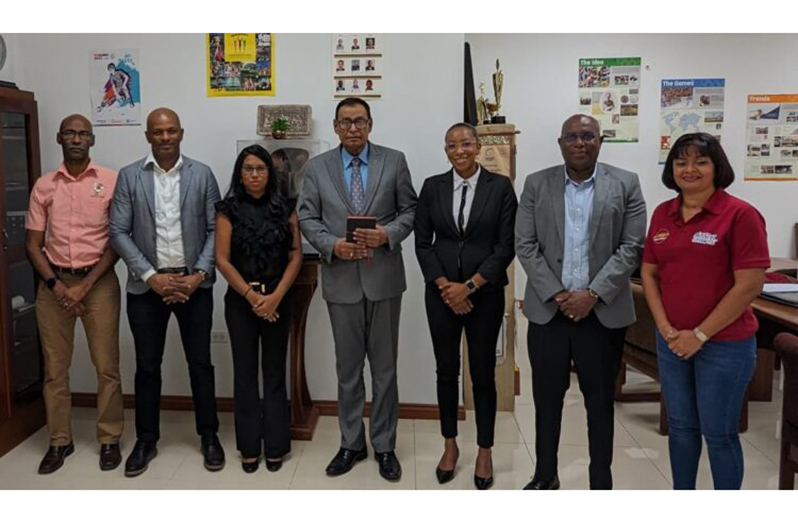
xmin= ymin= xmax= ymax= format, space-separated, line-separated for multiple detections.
xmin=215 ymin=145 xmax=302 ymax=473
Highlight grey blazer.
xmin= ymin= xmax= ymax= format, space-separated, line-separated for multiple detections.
xmin=109 ymin=155 xmax=221 ymax=295
xmin=298 ymin=143 xmax=418 ymax=304
xmin=514 ymin=162 xmax=646 ymax=328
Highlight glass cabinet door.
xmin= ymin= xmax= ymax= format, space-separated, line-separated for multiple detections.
xmin=1 ymin=110 xmax=42 ymax=406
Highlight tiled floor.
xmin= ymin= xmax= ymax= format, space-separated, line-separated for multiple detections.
xmin=0 ymin=320 xmax=790 ymax=489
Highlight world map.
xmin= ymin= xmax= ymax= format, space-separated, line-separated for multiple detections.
xmin=663 ymin=112 xmax=702 ymax=135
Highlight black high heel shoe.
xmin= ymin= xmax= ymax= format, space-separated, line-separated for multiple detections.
xmin=242 ymin=458 xmax=259 ymax=474
xmin=473 ymin=454 xmax=493 ymax=490
xmin=265 ymin=458 xmax=283 ymax=472
xmin=435 ymin=447 xmax=459 ymax=484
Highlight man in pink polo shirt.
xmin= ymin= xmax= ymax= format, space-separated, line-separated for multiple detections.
xmin=26 ymin=114 xmax=124 ymax=474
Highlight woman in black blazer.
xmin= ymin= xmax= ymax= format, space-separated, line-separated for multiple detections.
xmin=414 ymin=123 xmax=517 ymax=489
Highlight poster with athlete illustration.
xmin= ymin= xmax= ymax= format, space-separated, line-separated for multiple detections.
xmin=90 ymin=49 xmax=141 ymax=126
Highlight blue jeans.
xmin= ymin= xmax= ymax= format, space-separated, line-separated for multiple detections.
xmin=656 ymin=332 xmax=756 ymax=489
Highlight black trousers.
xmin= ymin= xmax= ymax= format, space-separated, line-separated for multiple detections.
xmin=528 ymin=311 xmax=625 ymax=489
xmin=425 ymin=286 xmax=504 ymax=449
xmin=224 ymin=290 xmax=291 ymax=459
xmin=127 ymin=288 xmax=219 ymax=442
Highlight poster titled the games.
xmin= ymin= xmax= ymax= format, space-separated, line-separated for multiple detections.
xmin=207 ymin=33 xmax=275 ymax=97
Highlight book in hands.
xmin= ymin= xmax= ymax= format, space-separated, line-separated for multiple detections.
xmin=346 ymin=216 xmax=377 ymax=243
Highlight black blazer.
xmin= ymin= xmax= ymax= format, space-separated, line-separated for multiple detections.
xmin=414 ymin=167 xmax=517 ymax=290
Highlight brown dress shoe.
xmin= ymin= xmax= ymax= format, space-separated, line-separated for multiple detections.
xmin=100 ymin=443 xmax=122 ymax=471
xmin=38 ymin=442 xmax=75 ymax=475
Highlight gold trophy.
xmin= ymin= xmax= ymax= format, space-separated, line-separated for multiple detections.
xmin=476 ymin=83 xmax=490 ymax=125
xmin=491 ymin=59 xmax=505 ymax=124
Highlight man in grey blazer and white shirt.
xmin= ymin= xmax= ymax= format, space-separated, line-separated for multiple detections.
xmin=299 ymin=98 xmax=417 ymax=481
xmin=109 ymin=108 xmax=225 ymax=477
xmin=515 ymin=114 xmax=646 ymax=490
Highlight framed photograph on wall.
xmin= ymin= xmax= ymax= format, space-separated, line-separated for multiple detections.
xmin=332 ymin=33 xmax=382 ymax=99
xmin=207 ymin=33 xmax=275 ymax=97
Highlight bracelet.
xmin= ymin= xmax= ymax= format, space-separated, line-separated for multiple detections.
xmin=243 ymin=287 xmax=252 ymax=299
xmin=693 ymin=327 xmax=709 ymax=343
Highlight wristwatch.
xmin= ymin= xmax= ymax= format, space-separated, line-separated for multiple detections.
xmin=195 ymin=269 xmax=208 ymax=281
xmin=693 ymin=327 xmax=709 ymax=343
xmin=465 ymin=278 xmax=478 ymax=294
xmin=46 ymin=277 xmax=58 ymax=290
xmin=587 ymin=288 xmax=600 ymax=300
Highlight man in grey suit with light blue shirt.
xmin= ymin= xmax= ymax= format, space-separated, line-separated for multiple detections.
xmin=109 ymin=108 xmax=225 ymax=477
xmin=515 ymin=114 xmax=646 ymax=490
xmin=298 ymin=98 xmax=417 ymax=481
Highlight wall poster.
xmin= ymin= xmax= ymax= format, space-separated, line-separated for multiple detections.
xmin=90 ymin=49 xmax=141 ymax=126
xmin=207 ymin=33 xmax=274 ymax=97
xmin=659 ymin=78 xmax=725 ymax=163
xmin=578 ymin=57 xmax=641 ymax=143
xmin=745 ymin=94 xmax=798 ymax=181
xmin=332 ymin=33 xmax=383 ymax=99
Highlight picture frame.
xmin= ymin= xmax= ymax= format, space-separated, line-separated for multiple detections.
xmin=256 ymin=104 xmax=312 ymax=137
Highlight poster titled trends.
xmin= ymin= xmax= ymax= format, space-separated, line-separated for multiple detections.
xmin=90 ymin=49 xmax=141 ymax=126
xmin=659 ymin=78 xmax=725 ymax=163
xmin=745 ymin=94 xmax=798 ymax=181
xmin=207 ymin=33 xmax=275 ymax=97
xmin=578 ymin=57 xmax=641 ymax=143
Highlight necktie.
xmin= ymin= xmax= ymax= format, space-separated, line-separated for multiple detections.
xmin=458 ymin=183 xmax=468 ymax=236
xmin=350 ymin=157 xmax=365 ymax=215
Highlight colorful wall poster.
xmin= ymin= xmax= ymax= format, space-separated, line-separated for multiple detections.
xmin=745 ymin=94 xmax=798 ymax=181
xmin=578 ymin=57 xmax=641 ymax=143
xmin=332 ymin=34 xmax=383 ymax=99
xmin=90 ymin=49 xmax=141 ymax=126
xmin=659 ymin=78 xmax=725 ymax=163
xmin=207 ymin=33 xmax=274 ymax=97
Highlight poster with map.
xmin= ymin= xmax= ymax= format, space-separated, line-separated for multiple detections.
xmin=206 ymin=33 xmax=274 ymax=97
xmin=659 ymin=78 xmax=725 ymax=163
xmin=744 ymin=94 xmax=798 ymax=181
xmin=578 ymin=57 xmax=641 ymax=143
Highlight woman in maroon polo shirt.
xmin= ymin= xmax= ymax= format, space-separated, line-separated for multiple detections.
xmin=641 ymin=133 xmax=769 ymax=490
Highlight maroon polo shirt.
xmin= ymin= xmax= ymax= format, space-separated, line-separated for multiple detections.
xmin=642 ymin=188 xmax=770 ymax=341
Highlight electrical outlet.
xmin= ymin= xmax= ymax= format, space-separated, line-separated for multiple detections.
xmin=211 ymin=331 xmax=229 ymax=344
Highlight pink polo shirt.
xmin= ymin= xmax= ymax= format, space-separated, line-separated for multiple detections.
xmin=26 ymin=162 xmax=118 ymax=269
xmin=642 ymin=188 xmax=770 ymax=341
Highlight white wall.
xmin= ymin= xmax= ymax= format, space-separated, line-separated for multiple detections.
xmin=467 ymin=33 xmax=798 ymax=297
xmin=13 ymin=33 xmax=464 ymax=403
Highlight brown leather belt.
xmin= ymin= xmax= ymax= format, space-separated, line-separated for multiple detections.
xmin=53 ymin=264 xmax=95 ymax=275
xmin=157 ymin=267 xmax=188 ymax=275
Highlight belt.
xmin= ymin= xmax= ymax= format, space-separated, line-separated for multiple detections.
xmin=157 ymin=267 xmax=188 ymax=275
xmin=249 ymin=282 xmax=269 ymax=295
xmin=53 ymin=264 xmax=95 ymax=275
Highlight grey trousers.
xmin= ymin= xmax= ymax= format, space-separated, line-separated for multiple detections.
xmin=327 ymin=295 xmax=402 ymax=453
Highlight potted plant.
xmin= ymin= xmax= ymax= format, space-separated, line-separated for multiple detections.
xmin=271 ymin=117 xmax=290 ymax=139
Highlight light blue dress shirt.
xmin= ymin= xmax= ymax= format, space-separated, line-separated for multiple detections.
xmin=561 ymin=165 xmax=596 ymax=291
xmin=341 ymin=143 xmax=370 ymax=193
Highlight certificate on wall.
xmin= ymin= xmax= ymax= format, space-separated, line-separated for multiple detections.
xmin=207 ymin=33 xmax=275 ymax=97
xmin=659 ymin=78 xmax=725 ymax=163
xmin=745 ymin=94 xmax=798 ymax=181
xmin=578 ymin=57 xmax=641 ymax=143
xmin=90 ymin=49 xmax=141 ymax=126
xmin=332 ymin=33 xmax=382 ymax=99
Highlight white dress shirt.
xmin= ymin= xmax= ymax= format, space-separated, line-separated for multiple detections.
xmin=140 ymin=154 xmax=186 ymax=283
xmin=452 ymin=166 xmax=481 ymax=233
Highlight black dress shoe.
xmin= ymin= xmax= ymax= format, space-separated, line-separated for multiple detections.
xmin=201 ymin=435 xmax=226 ymax=472
xmin=435 ymin=448 xmax=459 ymax=484
xmin=265 ymin=459 xmax=283 ymax=472
xmin=241 ymin=459 xmax=259 ymax=474
xmin=325 ymin=447 xmax=367 ymax=476
xmin=38 ymin=441 xmax=75 ymax=475
xmin=474 ymin=474 xmax=494 ymax=490
xmin=125 ymin=440 xmax=158 ymax=477
xmin=375 ymin=451 xmax=402 ymax=482
xmin=99 ymin=443 xmax=122 ymax=471
xmin=523 ymin=475 xmax=560 ymax=490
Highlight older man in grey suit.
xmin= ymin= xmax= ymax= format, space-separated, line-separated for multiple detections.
xmin=299 ymin=98 xmax=417 ymax=481
xmin=109 ymin=108 xmax=224 ymax=477
xmin=515 ymin=114 xmax=646 ymax=490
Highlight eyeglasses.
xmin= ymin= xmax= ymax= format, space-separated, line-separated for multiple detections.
xmin=60 ymin=130 xmax=94 ymax=140
xmin=336 ymin=118 xmax=370 ymax=130
xmin=445 ymin=140 xmax=476 ymax=152
xmin=562 ymin=132 xmax=598 ymax=144
xmin=242 ymin=165 xmax=268 ymax=175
